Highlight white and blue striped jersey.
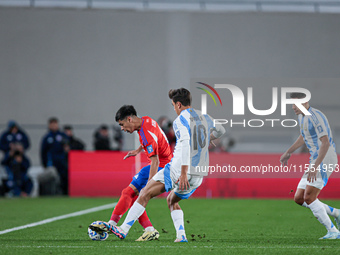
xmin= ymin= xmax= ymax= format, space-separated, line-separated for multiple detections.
xmin=298 ymin=107 xmax=336 ymax=162
xmin=171 ymin=108 xmax=216 ymax=176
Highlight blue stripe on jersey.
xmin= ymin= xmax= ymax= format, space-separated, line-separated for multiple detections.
xmin=164 ymin=163 xmax=172 ymax=192
xmin=308 ymin=118 xmax=319 ymax=160
xmin=298 ymin=115 xmax=302 ymax=126
xmin=174 ymin=188 xmax=197 ymax=199
xmin=301 ymin=116 xmax=312 ymax=152
xmin=314 ymin=109 xmax=336 ymax=150
xmin=142 ymin=133 xmax=148 ymax=145
xmin=204 ymin=114 xmax=214 ymax=163
xmin=204 ymin=115 xmax=214 ymax=131
xmin=179 ymin=114 xmax=191 ymax=137
xmin=190 ymin=109 xmax=204 ymax=167
xmin=173 ymin=121 xmax=178 ymax=131
xmin=139 ymin=128 xmax=148 ymax=146
xmin=320 ymin=162 xmax=328 ymax=187
xmin=310 ymin=109 xmax=319 ymax=125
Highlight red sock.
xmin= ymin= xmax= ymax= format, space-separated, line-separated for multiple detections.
xmin=138 ymin=210 xmax=153 ymax=229
xmin=110 ymin=186 xmax=153 ymax=229
xmin=110 ymin=186 xmax=137 ymax=223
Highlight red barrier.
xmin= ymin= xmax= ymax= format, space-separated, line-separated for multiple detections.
xmin=69 ymin=151 xmax=147 ymax=197
xmin=69 ymin=151 xmax=340 ymax=199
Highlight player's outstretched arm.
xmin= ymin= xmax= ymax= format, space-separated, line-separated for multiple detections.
xmin=124 ymin=145 xmax=143 ymax=160
xmin=280 ymin=135 xmax=304 ymax=166
xmin=210 ymin=122 xmax=226 ymax=141
xmin=307 ymin=135 xmax=330 ymax=183
xmin=148 ymin=155 xmax=159 ymax=181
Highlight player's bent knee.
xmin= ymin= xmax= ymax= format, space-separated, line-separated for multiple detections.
xmin=166 ymin=194 xmax=174 ymax=210
xmin=294 ymin=196 xmax=304 ymax=205
xmin=303 ymin=195 xmax=316 ymax=205
xmin=139 ymin=187 xmax=152 ymax=201
xmin=122 ymin=186 xmax=136 ymax=198
xmin=166 ymin=193 xmax=181 ymax=211
xmin=172 ymin=202 xmax=181 ymax=211
xmin=121 ymin=187 xmax=129 ymax=196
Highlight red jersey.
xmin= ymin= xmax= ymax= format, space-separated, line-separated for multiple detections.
xmin=138 ymin=116 xmax=172 ymax=168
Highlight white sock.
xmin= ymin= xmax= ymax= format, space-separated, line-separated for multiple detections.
xmin=108 ymin=220 xmax=117 ymax=226
xmin=320 ymin=201 xmax=339 ymax=218
xmin=145 ymin=226 xmax=155 ymax=232
xmin=308 ymin=199 xmax=338 ymax=233
xmin=302 ymin=201 xmax=339 ymax=218
xmin=171 ymin=210 xmax=186 ymax=238
xmin=120 ymin=202 xmax=145 ymax=233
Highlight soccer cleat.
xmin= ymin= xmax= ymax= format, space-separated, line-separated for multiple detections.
xmin=135 ymin=229 xmax=160 ymax=241
xmin=89 ymin=221 xmax=109 ymax=233
xmin=174 ymin=235 xmax=188 ymax=242
xmin=334 ymin=209 xmax=340 ymax=229
xmin=102 ymin=223 xmax=127 ymax=239
xmin=319 ymin=231 xmax=340 ymax=240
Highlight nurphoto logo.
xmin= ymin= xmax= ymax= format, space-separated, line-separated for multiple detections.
xmin=196 ymin=82 xmax=311 ymax=128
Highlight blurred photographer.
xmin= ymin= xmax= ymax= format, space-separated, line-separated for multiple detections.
xmin=0 ymin=121 xmax=30 ymax=154
xmin=63 ymin=125 xmax=85 ymax=151
xmin=1 ymin=144 xmax=32 ymax=197
xmin=112 ymin=125 xmax=123 ymax=151
xmin=40 ymin=117 xmax=69 ymax=195
xmin=93 ymin=124 xmax=111 ymax=151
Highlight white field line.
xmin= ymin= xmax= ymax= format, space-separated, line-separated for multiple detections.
xmin=0 ymin=202 xmax=117 ymax=235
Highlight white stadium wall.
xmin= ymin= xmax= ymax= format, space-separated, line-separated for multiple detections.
xmin=0 ymin=8 xmax=340 ymax=164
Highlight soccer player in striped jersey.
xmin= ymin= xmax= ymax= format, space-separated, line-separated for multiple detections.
xmin=104 ymin=88 xmax=225 ymax=242
xmin=90 ymin=105 xmax=172 ymax=241
xmin=280 ymin=92 xmax=340 ymax=239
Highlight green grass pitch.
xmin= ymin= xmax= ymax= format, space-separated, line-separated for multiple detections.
xmin=1 ymin=197 xmax=340 ymax=254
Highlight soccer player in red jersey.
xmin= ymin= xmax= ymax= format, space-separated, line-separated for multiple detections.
xmin=91 ymin=105 xmax=172 ymax=241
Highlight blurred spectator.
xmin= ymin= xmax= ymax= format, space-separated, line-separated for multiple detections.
xmin=93 ymin=125 xmax=111 ymax=150
xmin=112 ymin=125 xmax=123 ymax=151
xmin=0 ymin=121 xmax=30 ymax=154
xmin=63 ymin=125 xmax=85 ymax=151
xmin=157 ymin=116 xmax=176 ymax=150
xmin=40 ymin=117 xmax=69 ymax=195
xmin=1 ymin=144 xmax=32 ymax=197
xmin=209 ymin=136 xmax=235 ymax=152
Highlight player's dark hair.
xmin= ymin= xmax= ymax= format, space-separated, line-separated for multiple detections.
xmin=290 ymin=92 xmax=306 ymax=99
xmin=63 ymin=125 xmax=72 ymax=130
xmin=115 ymin=105 xmax=137 ymax=122
xmin=100 ymin=124 xmax=108 ymax=130
xmin=168 ymin=88 xmax=191 ymax=106
xmin=48 ymin=117 xmax=58 ymax=124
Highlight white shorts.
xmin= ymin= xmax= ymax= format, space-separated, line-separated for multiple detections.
xmin=152 ymin=163 xmax=203 ymax=199
xmin=297 ymin=150 xmax=338 ymax=190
